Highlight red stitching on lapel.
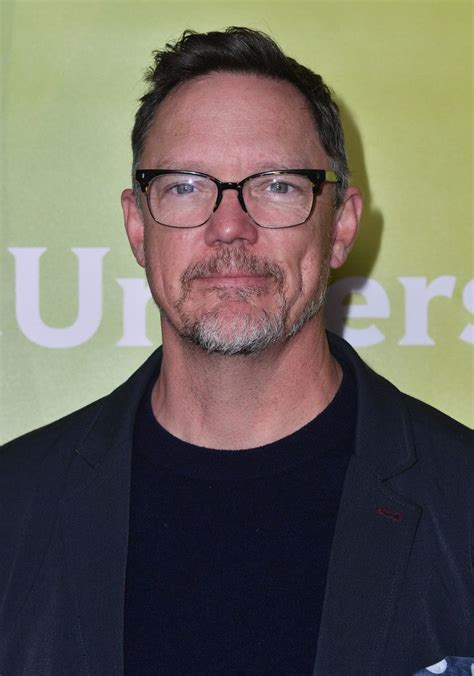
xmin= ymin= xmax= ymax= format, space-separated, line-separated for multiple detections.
xmin=376 ymin=505 xmax=403 ymax=522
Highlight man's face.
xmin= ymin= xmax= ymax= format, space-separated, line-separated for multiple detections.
xmin=123 ymin=72 xmax=359 ymax=354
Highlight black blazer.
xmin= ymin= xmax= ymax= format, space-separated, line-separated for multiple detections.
xmin=1 ymin=334 xmax=473 ymax=675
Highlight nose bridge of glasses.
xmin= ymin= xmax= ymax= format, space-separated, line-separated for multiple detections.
xmin=213 ymin=181 xmax=248 ymax=214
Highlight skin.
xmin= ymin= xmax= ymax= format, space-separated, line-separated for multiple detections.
xmin=122 ymin=72 xmax=362 ymax=450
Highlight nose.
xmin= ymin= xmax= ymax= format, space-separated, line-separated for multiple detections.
xmin=204 ymin=188 xmax=258 ymax=247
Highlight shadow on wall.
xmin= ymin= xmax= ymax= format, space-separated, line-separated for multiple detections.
xmin=324 ymin=98 xmax=385 ymax=337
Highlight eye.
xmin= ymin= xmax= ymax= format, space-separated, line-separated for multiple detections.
xmin=171 ymin=182 xmax=195 ymax=195
xmin=267 ymin=181 xmax=293 ymax=194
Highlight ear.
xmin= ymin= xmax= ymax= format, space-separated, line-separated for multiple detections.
xmin=121 ymin=188 xmax=145 ymax=268
xmin=329 ymin=186 xmax=363 ymax=269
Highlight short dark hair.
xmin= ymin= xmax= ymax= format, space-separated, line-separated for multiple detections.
xmin=132 ymin=27 xmax=348 ymax=205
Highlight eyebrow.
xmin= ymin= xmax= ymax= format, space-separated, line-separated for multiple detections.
xmin=149 ymin=160 xmax=317 ymax=174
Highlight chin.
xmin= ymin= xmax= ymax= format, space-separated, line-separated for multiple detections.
xmin=180 ymin=308 xmax=286 ymax=355
xmin=159 ymin=268 xmax=329 ymax=355
xmin=177 ymin=291 xmax=326 ymax=356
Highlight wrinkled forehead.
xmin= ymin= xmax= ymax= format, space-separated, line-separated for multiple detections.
xmin=140 ymin=72 xmax=327 ymax=171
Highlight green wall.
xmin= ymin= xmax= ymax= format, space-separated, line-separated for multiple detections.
xmin=2 ymin=0 xmax=472 ymax=441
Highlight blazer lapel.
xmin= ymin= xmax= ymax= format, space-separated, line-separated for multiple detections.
xmin=314 ymin=457 xmax=422 ymax=674
xmin=315 ymin=334 xmax=423 ymax=674
xmin=58 ymin=350 xmax=162 ymax=675
xmin=60 ymin=438 xmax=132 ymax=676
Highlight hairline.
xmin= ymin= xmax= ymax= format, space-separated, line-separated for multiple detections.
xmin=132 ymin=69 xmax=342 ymax=197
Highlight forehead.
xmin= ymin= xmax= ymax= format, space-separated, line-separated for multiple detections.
xmin=140 ymin=72 xmax=328 ymax=173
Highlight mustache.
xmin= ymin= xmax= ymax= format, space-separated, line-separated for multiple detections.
xmin=180 ymin=248 xmax=285 ymax=288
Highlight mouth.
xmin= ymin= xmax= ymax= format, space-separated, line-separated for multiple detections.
xmin=192 ymin=274 xmax=272 ymax=298
xmin=174 ymin=250 xmax=288 ymax=317
xmin=176 ymin=248 xmax=285 ymax=314
xmin=192 ymin=268 xmax=274 ymax=290
xmin=196 ymin=271 xmax=269 ymax=281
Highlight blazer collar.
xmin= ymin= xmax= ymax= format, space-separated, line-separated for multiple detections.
xmin=75 ymin=332 xmax=417 ymax=479
xmin=328 ymin=331 xmax=417 ymax=479
xmin=73 ymin=348 xmax=164 ymax=471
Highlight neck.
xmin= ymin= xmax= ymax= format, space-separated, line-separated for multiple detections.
xmin=151 ymin=317 xmax=341 ymax=450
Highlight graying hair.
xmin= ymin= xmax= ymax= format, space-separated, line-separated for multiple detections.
xmin=131 ymin=27 xmax=349 ymax=206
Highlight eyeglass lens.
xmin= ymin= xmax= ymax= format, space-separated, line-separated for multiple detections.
xmin=146 ymin=173 xmax=315 ymax=228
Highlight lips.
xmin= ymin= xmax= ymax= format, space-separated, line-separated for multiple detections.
xmin=194 ymin=273 xmax=271 ymax=293
xmin=200 ymin=272 xmax=268 ymax=280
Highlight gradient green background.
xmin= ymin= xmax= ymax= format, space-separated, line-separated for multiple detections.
xmin=1 ymin=0 xmax=472 ymax=442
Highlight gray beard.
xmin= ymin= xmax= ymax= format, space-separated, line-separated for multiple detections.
xmin=177 ymin=288 xmax=327 ymax=356
xmin=152 ymin=246 xmax=330 ymax=356
xmin=182 ymin=306 xmax=286 ymax=355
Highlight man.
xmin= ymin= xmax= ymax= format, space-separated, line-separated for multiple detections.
xmin=1 ymin=27 xmax=472 ymax=676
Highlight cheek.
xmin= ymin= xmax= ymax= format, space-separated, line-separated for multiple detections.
xmin=299 ymin=250 xmax=324 ymax=294
xmin=283 ymin=232 xmax=329 ymax=297
xmin=143 ymin=230 xmax=187 ymax=301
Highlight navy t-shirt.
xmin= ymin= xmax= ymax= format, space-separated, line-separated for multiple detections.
xmin=124 ymin=359 xmax=356 ymax=674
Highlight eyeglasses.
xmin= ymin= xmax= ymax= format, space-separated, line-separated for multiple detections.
xmin=135 ymin=169 xmax=339 ymax=229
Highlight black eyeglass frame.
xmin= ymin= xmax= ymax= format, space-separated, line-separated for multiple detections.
xmin=135 ymin=168 xmax=340 ymax=229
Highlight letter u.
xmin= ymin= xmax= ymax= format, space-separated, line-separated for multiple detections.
xmin=9 ymin=247 xmax=109 ymax=348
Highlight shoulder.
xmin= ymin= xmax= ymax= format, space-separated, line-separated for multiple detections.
xmin=0 ymin=398 xmax=108 ymax=529
xmin=1 ymin=397 xmax=106 ymax=478
xmin=402 ymin=392 xmax=473 ymax=467
xmin=328 ymin=331 xmax=473 ymax=472
xmin=1 ymin=347 xmax=163 ymax=478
